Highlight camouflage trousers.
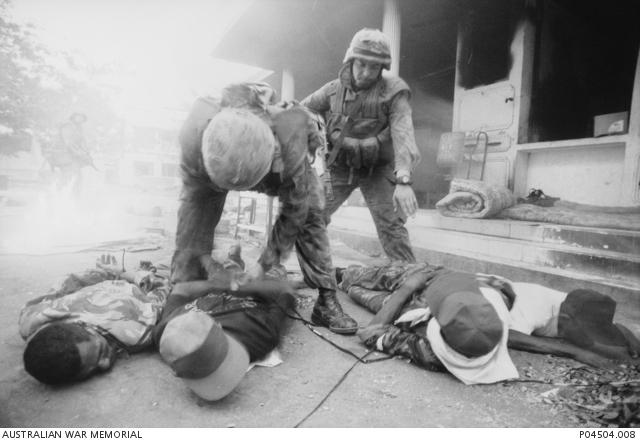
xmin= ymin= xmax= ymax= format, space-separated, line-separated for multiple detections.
xmin=340 ymin=263 xmax=445 ymax=372
xmin=323 ymin=163 xmax=415 ymax=263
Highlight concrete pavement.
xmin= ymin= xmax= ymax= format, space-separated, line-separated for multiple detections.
xmin=0 ymin=234 xmax=579 ymax=427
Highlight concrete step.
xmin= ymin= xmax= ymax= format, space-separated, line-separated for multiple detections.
xmin=409 ymin=224 xmax=639 ymax=285
xmin=335 ymin=207 xmax=640 ymax=255
xmin=328 ymin=207 xmax=640 ymax=303
xmin=408 ymin=210 xmax=640 ymax=256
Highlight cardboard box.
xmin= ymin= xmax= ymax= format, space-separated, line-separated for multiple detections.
xmin=594 ymin=111 xmax=629 ymax=137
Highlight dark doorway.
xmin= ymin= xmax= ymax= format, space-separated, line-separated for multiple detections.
xmin=528 ymin=0 xmax=640 ymax=142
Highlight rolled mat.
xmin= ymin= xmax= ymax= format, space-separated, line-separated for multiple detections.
xmin=436 ymin=179 xmax=517 ymax=219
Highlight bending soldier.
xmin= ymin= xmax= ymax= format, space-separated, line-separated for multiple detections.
xmin=173 ymin=82 xmax=357 ymax=334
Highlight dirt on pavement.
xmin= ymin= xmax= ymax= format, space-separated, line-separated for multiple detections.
xmin=2 ymin=231 xmax=609 ymax=428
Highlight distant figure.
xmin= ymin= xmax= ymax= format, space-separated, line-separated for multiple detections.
xmin=302 ymin=28 xmax=421 ymax=263
xmin=46 ymin=112 xmax=92 ymax=195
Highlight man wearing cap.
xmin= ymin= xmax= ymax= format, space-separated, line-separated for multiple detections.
xmin=153 ymin=253 xmax=296 ymax=401
xmin=339 ymin=264 xmax=519 ymax=385
xmin=477 ymin=274 xmax=640 ymax=366
xmin=301 ymin=28 xmax=421 ymax=264
xmin=173 ymin=82 xmax=357 ymax=335
xmin=339 ymin=264 xmax=640 ymax=380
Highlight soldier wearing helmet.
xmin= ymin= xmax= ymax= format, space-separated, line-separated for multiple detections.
xmin=173 ymin=81 xmax=358 ymax=335
xmin=44 ymin=112 xmax=92 ymax=196
xmin=302 ymin=28 xmax=421 ymax=264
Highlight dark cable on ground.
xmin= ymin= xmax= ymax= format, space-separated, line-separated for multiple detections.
xmin=285 ymin=307 xmax=392 ymax=427
xmin=287 ymin=308 xmax=392 ymax=364
xmin=286 ymin=301 xmax=635 ymax=426
xmin=293 ymin=355 xmax=364 ymax=428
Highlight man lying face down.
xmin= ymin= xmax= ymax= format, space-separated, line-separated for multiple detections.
xmin=477 ymin=273 xmax=640 ymax=367
xmin=153 ymin=246 xmax=296 ymax=401
xmin=20 ymin=255 xmax=170 ymax=385
xmin=338 ymin=263 xmax=640 ymax=385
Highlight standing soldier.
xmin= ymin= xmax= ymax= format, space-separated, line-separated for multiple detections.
xmin=302 ymin=28 xmax=421 ymax=263
xmin=173 ymin=82 xmax=357 ymax=335
xmin=45 ymin=112 xmax=93 ymax=196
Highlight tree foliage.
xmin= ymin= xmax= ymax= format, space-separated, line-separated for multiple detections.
xmin=0 ymin=0 xmax=120 ymax=155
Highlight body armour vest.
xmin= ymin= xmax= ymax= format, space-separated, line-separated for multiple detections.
xmin=325 ymin=69 xmax=410 ymax=167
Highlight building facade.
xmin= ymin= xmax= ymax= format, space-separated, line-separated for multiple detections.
xmin=213 ymin=0 xmax=640 ymax=207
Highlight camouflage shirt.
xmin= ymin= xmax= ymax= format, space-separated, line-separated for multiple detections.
xmin=174 ymin=96 xmax=336 ymax=290
xmin=19 ymin=268 xmax=170 ymax=352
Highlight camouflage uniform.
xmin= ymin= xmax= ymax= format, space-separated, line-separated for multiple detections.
xmin=45 ymin=118 xmax=92 ymax=194
xmin=173 ymin=96 xmax=337 ymax=295
xmin=302 ymin=63 xmax=421 ymax=262
xmin=339 ymin=263 xmax=446 ymax=371
xmin=19 ymin=267 xmax=169 ymax=352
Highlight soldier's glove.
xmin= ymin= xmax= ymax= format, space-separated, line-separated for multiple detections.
xmin=359 ymin=137 xmax=380 ymax=169
xmin=342 ymin=136 xmax=362 ymax=169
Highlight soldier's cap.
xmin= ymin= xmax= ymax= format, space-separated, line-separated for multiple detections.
xmin=425 ymin=272 xmax=502 ymax=358
xmin=159 ymin=310 xmax=249 ymax=401
xmin=423 ymin=271 xmax=519 ymax=385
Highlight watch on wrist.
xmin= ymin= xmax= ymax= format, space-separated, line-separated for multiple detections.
xmin=396 ymin=175 xmax=412 ymax=185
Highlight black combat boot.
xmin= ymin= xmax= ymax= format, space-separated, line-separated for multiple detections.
xmin=311 ymin=289 xmax=358 ymax=335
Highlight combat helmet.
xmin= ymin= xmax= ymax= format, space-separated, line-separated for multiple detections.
xmin=343 ymin=28 xmax=391 ymax=70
